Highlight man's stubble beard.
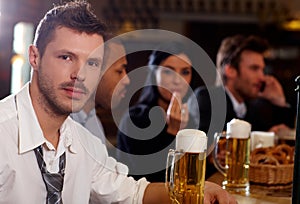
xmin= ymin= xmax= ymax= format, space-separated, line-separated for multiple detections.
xmin=37 ymin=67 xmax=86 ymax=117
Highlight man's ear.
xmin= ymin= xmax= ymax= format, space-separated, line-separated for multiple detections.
xmin=224 ymin=64 xmax=237 ymax=79
xmin=28 ymin=45 xmax=40 ymax=71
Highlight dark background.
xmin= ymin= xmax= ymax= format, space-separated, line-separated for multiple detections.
xmin=0 ymin=1 xmax=299 ymax=140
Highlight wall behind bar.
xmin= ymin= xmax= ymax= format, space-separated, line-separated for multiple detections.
xmin=0 ymin=0 xmax=299 ymax=103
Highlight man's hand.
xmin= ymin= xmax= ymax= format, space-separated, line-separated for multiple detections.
xmin=258 ymin=75 xmax=287 ymax=107
xmin=269 ymin=123 xmax=294 ymax=136
xmin=143 ymin=181 xmax=237 ymax=204
xmin=204 ymin=181 xmax=237 ymax=204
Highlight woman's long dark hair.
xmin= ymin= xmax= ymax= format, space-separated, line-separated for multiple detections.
xmin=138 ymin=42 xmax=197 ymax=106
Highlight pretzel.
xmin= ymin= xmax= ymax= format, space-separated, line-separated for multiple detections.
xmin=274 ymin=144 xmax=294 ymax=164
xmin=251 ymin=154 xmax=279 ymax=165
xmin=250 ymin=144 xmax=294 ymax=165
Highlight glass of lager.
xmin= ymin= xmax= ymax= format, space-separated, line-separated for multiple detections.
xmin=166 ymin=129 xmax=207 ymax=204
xmin=213 ymin=119 xmax=251 ymax=195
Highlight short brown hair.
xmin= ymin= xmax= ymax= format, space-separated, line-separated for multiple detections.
xmin=216 ymin=35 xmax=269 ymax=84
xmin=33 ymin=1 xmax=107 ymax=57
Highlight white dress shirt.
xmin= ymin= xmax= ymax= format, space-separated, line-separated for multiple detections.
xmin=0 ymin=83 xmax=149 ymax=204
xmin=71 ymin=109 xmax=106 ymax=144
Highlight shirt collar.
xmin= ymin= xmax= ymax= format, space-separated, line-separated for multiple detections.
xmin=225 ymin=88 xmax=247 ymax=118
xmin=17 ymin=83 xmax=45 ymax=154
xmin=17 ymin=83 xmax=77 ymax=154
xmin=61 ymin=117 xmax=78 ymax=154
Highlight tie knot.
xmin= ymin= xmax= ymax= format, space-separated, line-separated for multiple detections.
xmin=43 ymin=172 xmax=64 ymax=192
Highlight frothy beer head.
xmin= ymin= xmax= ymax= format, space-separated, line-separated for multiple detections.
xmin=227 ymin=119 xmax=251 ymax=139
xmin=176 ymin=129 xmax=207 ymax=153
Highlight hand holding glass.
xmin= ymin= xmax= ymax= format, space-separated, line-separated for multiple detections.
xmin=166 ymin=129 xmax=207 ymax=204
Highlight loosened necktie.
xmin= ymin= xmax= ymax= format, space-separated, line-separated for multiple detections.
xmin=34 ymin=146 xmax=65 ymax=204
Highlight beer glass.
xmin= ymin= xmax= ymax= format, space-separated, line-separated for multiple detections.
xmin=213 ymin=119 xmax=251 ymax=195
xmin=250 ymin=131 xmax=275 ymax=151
xmin=166 ymin=129 xmax=207 ymax=204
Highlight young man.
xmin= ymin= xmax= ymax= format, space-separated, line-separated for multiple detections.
xmin=191 ymin=35 xmax=294 ymax=134
xmin=0 ymin=1 xmax=236 ymax=204
xmin=71 ymin=40 xmax=130 ymax=145
xmin=189 ymin=35 xmax=295 ymax=178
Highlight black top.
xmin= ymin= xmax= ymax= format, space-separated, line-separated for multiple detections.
xmin=116 ymin=102 xmax=196 ymax=182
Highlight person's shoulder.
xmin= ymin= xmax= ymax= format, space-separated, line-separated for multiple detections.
xmin=0 ymin=94 xmax=16 ymax=123
xmin=120 ymin=103 xmax=161 ymax=129
xmin=68 ymin=117 xmax=101 ymax=139
xmin=0 ymin=95 xmax=18 ymax=149
xmin=130 ymin=103 xmax=150 ymax=112
xmin=194 ymin=85 xmax=222 ymax=96
xmin=125 ymin=103 xmax=153 ymax=119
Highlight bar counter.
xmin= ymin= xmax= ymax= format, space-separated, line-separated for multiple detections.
xmin=207 ymin=172 xmax=292 ymax=204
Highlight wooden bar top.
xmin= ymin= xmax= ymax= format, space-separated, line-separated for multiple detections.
xmin=207 ymin=172 xmax=292 ymax=204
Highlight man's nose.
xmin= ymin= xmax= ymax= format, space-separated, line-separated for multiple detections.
xmin=71 ymin=61 xmax=86 ymax=81
xmin=122 ymin=73 xmax=130 ymax=85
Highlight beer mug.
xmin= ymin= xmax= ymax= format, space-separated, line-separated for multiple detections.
xmin=250 ymin=131 xmax=275 ymax=151
xmin=166 ymin=129 xmax=207 ymax=204
xmin=213 ymin=119 xmax=251 ymax=195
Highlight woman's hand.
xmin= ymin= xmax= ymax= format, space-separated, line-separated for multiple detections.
xmin=166 ymin=92 xmax=189 ymax=136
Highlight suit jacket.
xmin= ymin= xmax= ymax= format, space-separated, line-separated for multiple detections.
xmin=191 ymin=86 xmax=295 ymax=135
xmin=189 ymin=86 xmax=295 ymax=178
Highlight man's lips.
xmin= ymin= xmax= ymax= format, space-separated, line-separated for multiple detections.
xmin=64 ymin=87 xmax=87 ymax=99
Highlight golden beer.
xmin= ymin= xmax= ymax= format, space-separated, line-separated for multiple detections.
xmin=167 ymin=151 xmax=206 ymax=204
xmin=213 ymin=119 xmax=251 ymax=194
xmin=223 ymin=137 xmax=250 ymax=192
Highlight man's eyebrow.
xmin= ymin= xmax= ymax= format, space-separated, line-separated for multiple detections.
xmin=87 ymin=57 xmax=102 ymax=62
xmin=55 ymin=50 xmax=76 ymax=56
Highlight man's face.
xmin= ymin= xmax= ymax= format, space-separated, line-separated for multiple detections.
xmin=95 ymin=43 xmax=130 ymax=110
xmin=233 ymin=50 xmax=265 ymax=99
xmin=31 ymin=27 xmax=104 ymax=115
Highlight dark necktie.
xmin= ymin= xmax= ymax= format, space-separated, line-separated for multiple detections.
xmin=34 ymin=146 xmax=66 ymax=204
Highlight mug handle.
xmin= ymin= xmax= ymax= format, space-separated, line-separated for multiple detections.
xmin=166 ymin=149 xmax=175 ymax=193
xmin=212 ymin=132 xmax=226 ymax=176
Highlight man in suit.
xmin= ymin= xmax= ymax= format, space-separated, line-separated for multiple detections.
xmin=189 ymin=35 xmax=295 ymax=177
xmin=191 ymin=34 xmax=294 ymax=134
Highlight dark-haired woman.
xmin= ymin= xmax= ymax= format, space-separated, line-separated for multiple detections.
xmin=116 ymin=43 xmax=197 ymax=182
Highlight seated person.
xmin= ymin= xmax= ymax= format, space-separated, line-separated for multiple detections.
xmin=117 ymin=42 xmax=197 ymax=182
xmin=0 ymin=2 xmax=236 ymax=204
xmin=71 ymin=39 xmax=130 ymax=153
xmin=189 ymin=35 xmax=295 ymax=178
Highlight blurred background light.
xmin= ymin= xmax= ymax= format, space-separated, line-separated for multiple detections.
xmin=10 ymin=22 xmax=34 ymax=94
xmin=10 ymin=54 xmax=25 ymax=94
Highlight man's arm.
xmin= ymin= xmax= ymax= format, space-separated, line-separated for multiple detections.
xmin=143 ymin=181 xmax=237 ymax=204
xmin=143 ymin=183 xmax=171 ymax=204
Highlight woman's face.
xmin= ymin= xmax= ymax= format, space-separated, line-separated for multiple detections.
xmin=155 ymin=53 xmax=192 ymax=102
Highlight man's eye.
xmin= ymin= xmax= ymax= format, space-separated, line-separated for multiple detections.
xmin=59 ymin=55 xmax=71 ymax=61
xmin=117 ymin=68 xmax=125 ymax=75
xmin=87 ymin=60 xmax=100 ymax=68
